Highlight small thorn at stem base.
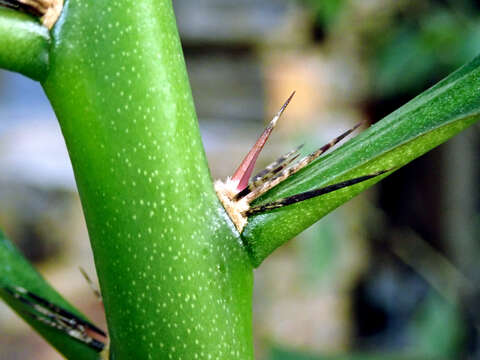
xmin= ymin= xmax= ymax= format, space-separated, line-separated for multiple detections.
xmin=231 ymin=91 xmax=295 ymax=192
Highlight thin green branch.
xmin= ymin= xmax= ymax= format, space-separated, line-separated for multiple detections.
xmin=0 ymin=230 xmax=102 ymax=359
xmin=242 ymin=54 xmax=480 ymax=267
xmin=0 ymin=7 xmax=49 ymax=81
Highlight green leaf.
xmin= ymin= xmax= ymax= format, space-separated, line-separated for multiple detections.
xmin=242 ymin=54 xmax=480 ymax=267
xmin=0 ymin=230 xmax=102 ymax=360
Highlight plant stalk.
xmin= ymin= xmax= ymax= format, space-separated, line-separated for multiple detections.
xmin=42 ymin=0 xmax=254 ymax=358
xmin=0 ymin=7 xmax=49 ymax=81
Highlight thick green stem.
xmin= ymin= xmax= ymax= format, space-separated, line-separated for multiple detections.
xmin=0 ymin=7 xmax=49 ymax=81
xmin=0 ymin=230 xmax=101 ymax=359
xmin=42 ymin=0 xmax=253 ymax=358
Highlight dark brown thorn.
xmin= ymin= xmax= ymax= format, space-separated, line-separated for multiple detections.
xmin=234 ymin=145 xmax=303 ymax=200
xmin=245 ymin=169 xmax=391 ymax=216
xmin=308 ymin=121 xmax=363 ymax=159
xmin=251 ymin=144 xmax=304 ymax=183
xmin=234 ymin=155 xmax=299 ymax=201
xmin=79 ymin=267 xmax=102 ymax=301
xmin=231 ymin=91 xmax=296 ymax=192
xmin=245 ymin=121 xmax=364 ymax=202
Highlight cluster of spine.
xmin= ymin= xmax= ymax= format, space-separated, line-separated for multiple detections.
xmin=215 ymin=92 xmax=388 ymax=232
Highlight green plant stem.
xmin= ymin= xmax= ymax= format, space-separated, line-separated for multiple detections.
xmin=0 ymin=7 xmax=49 ymax=81
xmin=42 ymin=0 xmax=253 ymax=358
xmin=1 ymin=0 xmax=480 ymax=358
xmin=0 ymin=230 xmax=101 ymax=360
xmin=242 ymin=55 xmax=480 ymax=267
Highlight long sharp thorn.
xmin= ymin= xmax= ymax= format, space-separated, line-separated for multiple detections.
xmin=235 ymin=145 xmax=303 ymax=201
xmin=289 ymin=121 xmax=365 ymax=178
xmin=251 ymin=144 xmax=304 ymax=183
xmin=313 ymin=121 xmax=364 ymax=156
xmin=79 ymin=266 xmax=102 ymax=301
xmin=231 ymin=91 xmax=296 ymax=192
xmin=246 ymin=121 xmax=365 ymax=202
xmin=246 ymin=169 xmax=392 ymax=216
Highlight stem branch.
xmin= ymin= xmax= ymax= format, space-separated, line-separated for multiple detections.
xmin=0 ymin=7 xmax=49 ymax=81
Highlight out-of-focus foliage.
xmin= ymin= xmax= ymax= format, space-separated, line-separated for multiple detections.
xmin=408 ymin=292 xmax=466 ymax=358
xmin=371 ymin=9 xmax=480 ymax=96
xmin=300 ymin=0 xmax=346 ymax=29
xmin=269 ymin=346 xmax=442 ymax=360
xmin=298 ymin=216 xmax=337 ymax=284
xmin=301 ymin=1 xmax=480 ymax=97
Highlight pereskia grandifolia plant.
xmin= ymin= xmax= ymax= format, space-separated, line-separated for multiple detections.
xmin=0 ymin=0 xmax=479 ymax=359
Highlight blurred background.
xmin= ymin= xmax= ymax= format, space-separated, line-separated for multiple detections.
xmin=1 ymin=0 xmax=480 ymax=359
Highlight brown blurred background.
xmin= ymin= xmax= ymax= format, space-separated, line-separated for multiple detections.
xmin=0 ymin=0 xmax=479 ymax=359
